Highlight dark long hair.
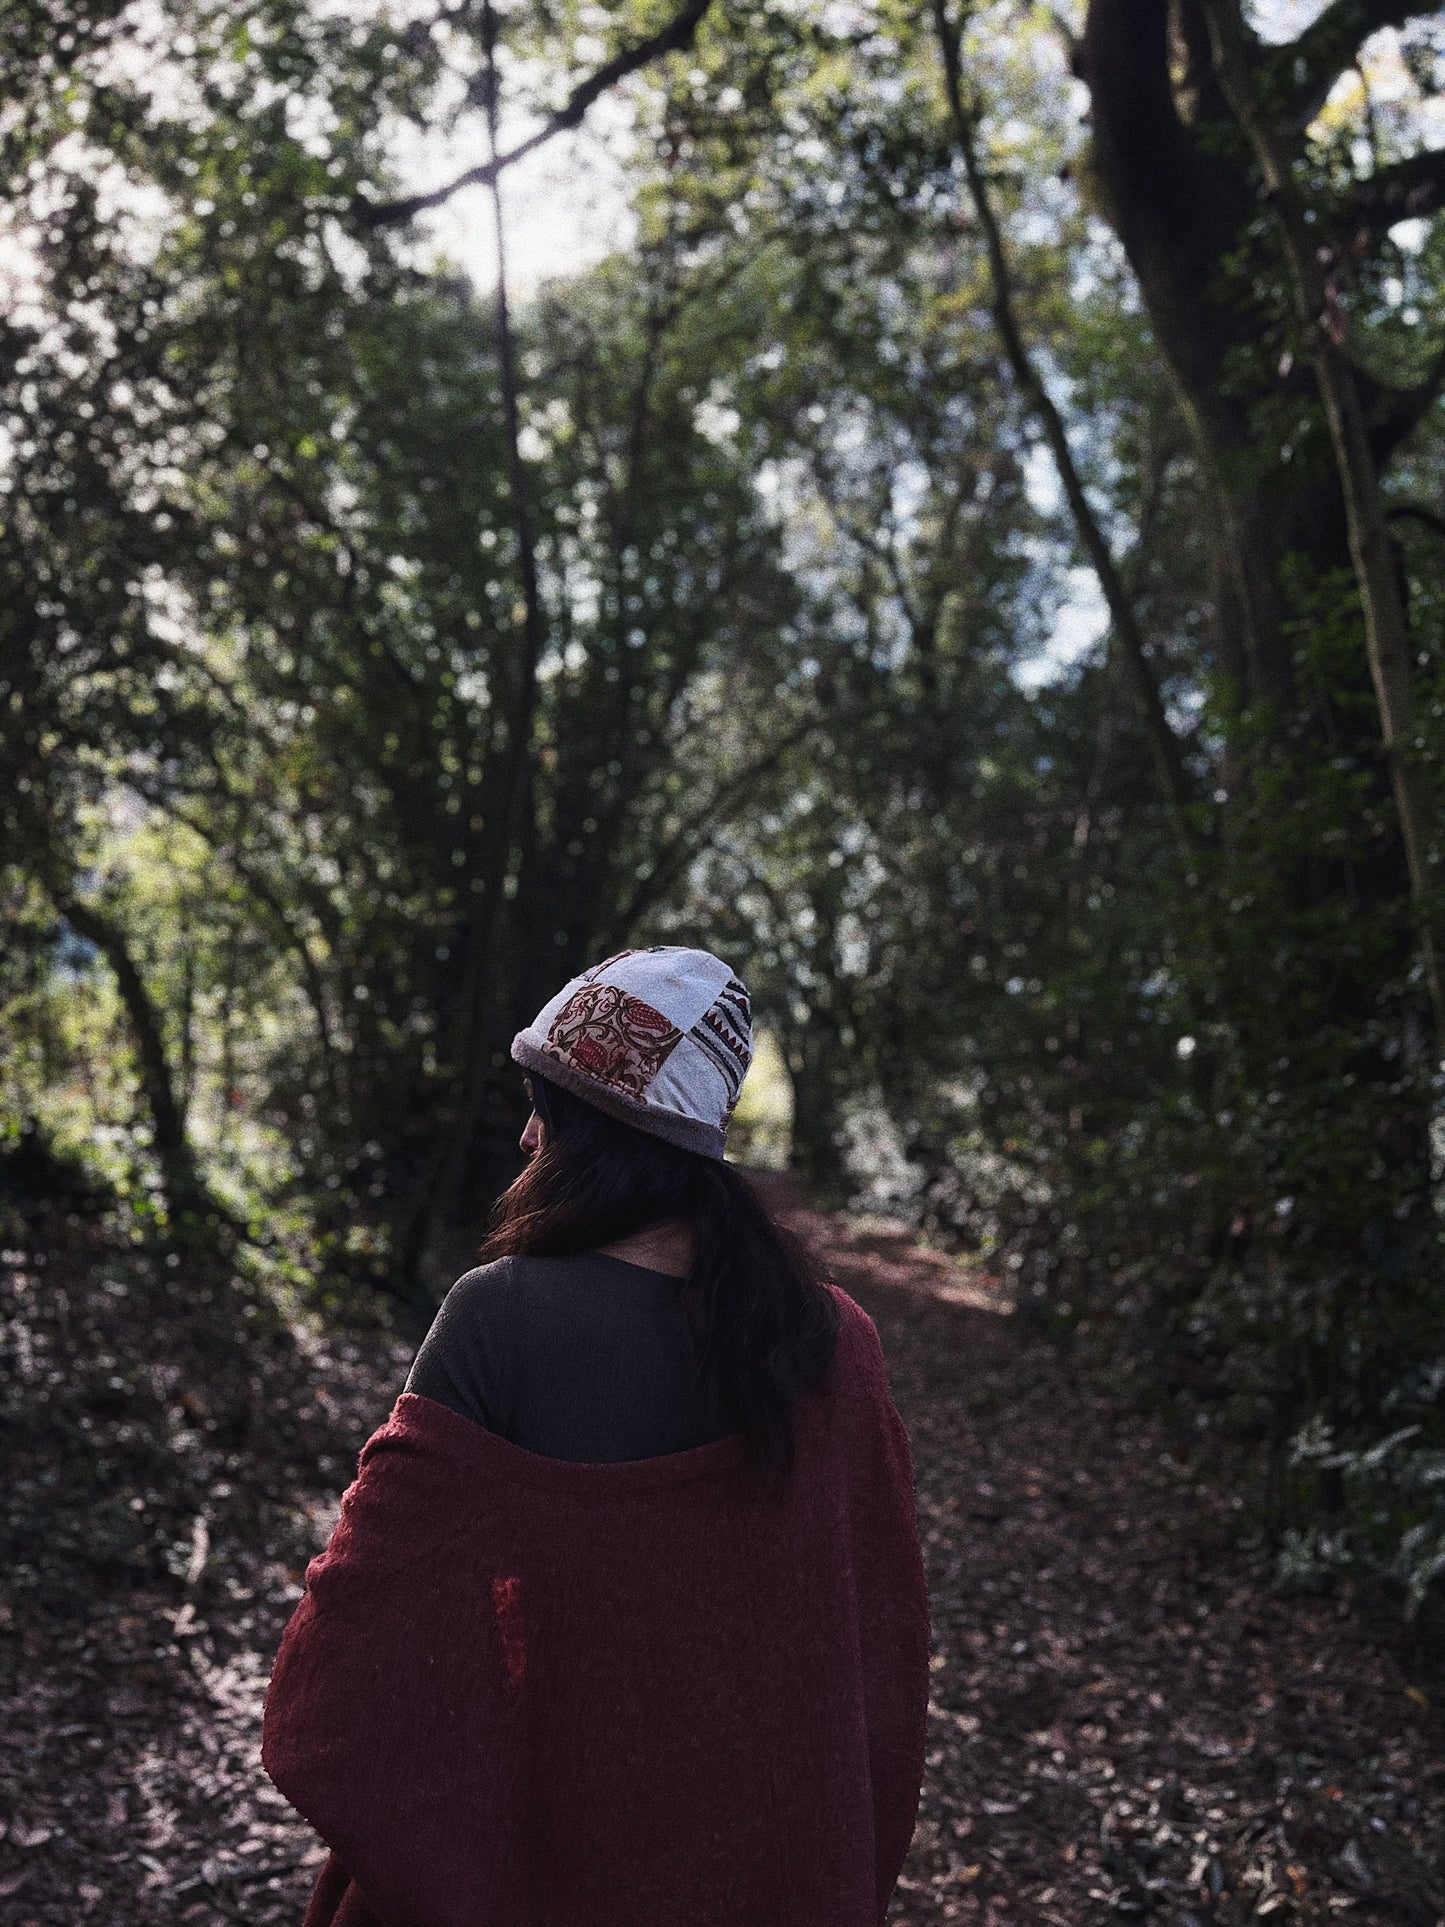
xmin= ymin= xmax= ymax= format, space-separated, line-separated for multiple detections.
xmin=477 ymin=1074 xmax=841 ymax=1504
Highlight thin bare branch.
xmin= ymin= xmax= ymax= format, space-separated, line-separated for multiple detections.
xmin=123 ymin=782 xmax=344 ymax=1109
xmin=40 ymin=877 xmax=217 ymax=1228
xmin=355 ymin=0 xmax=714 ymax=228
xmin=932 ymin=0 xmax=1200 ymax=847
xmin=821 ymin=487 xmax=925 ymax=640
xmin=615 ymin=714 xmax=824 ymax=933
xmin=398 ymin=0 xmax=557 ymax=1280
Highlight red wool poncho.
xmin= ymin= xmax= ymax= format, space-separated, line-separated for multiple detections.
xmin=261 ymin=1282 xmax=931 ymax=1927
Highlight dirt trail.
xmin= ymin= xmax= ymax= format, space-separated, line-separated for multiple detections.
xmin=774 ymin=1185 xmax=1445 ymax=1925
xmin=2 ymin=1189 xmax=1442 ymax=1925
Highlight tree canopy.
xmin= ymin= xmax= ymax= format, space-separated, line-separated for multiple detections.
xmin=4 ymin=0 xmax=1445 ymax=1618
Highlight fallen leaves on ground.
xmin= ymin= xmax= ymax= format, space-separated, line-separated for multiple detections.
xmin=2 ymin=1185 xmax=1442 ymax=1926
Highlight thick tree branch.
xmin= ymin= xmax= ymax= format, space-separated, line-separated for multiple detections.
xmin=1370 ymin=336 xmax=1445 ymax=466
xmin=1386 ymin=502 xmax=1445 ymax=541
xmin=1268 ymin=0 xmax=1439 ymax=132
xmin=1078 ymin=0 xmax=1197 ymax=244
xmin=1348 ymin=143 xmax=1445 ymax=230
xmin=355 ymin=0 xmax=714 ymax=228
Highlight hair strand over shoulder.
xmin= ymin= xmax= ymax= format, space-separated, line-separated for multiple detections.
xmin=478 ymin=1075 xmax=841 ymax=1503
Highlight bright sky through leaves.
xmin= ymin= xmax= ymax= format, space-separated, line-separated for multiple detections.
xmin=385 ymin=0 xmax=1436 ymax=688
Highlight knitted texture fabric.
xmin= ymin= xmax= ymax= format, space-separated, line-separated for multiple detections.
xmin=261 ymin=1283 xmax=931 ymax=1927
xmin=510 ymin=946 xmax=753 ymax=1159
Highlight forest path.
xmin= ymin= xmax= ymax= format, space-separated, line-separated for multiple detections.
xmin=1 ymin=1186 xmax=1442 ymax=1926
xmin=761 ymin=1177 xmax=1445 ymax=1926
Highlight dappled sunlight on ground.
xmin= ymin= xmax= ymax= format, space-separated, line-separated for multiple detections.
xmin=2 ymin=1191 xmax=1442 ymax=1924
xmin=747 ymin=1170 xmax=1018 ymax=1316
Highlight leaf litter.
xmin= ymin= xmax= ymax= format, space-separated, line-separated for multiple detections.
xmin=2 ymin=1183 xmax=1442 ymax=1925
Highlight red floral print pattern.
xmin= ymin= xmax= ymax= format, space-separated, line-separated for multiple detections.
xmin=542 ymin=983 xmax=683 ymax=1098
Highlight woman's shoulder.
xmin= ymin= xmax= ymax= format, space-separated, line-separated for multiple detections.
xmin=439 ymin=1252 xmax=589 ymax=1317
xmin=427 ymin=1256 xmax=514 ymax=1325
xmin=405 ymin=1260 xmax=517 ymax=1426
xmin=445 ymin=1255 xmax=516 ymax=1299
xmin=422 ymin=1258 xmax=521 ymax=1355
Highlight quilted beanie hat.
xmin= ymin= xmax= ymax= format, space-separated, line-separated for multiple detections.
xmin=510 ymin=947 xmax=753 ymax=1160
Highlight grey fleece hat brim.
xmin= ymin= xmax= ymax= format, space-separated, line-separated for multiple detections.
xmin=510 ymin=1035 xmax=727 ymax=1159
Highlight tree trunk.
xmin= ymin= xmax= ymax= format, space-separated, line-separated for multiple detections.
xmin=785 ymin=1012 xmax=851 ymax=1195
xmin=1201 ymin=0 xmax=1444 ymax=1046
xmin=1075 ymin=0 xmax=1434 ymax=1213
xmin=1079 ymin=0 xmax=1341 ymax=721
xmin=1075 ymin=0 xmax=1426 ymax=920
xmin=388 ymin=3 xmax=548 ymax=1299
xmin=48 ymin=889 xmax=213 ymax=1234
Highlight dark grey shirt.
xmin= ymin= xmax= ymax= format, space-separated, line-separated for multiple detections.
xmin=404 ymin=1252 xmax=736 ymax=1463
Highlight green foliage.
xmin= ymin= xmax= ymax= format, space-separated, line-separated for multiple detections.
xmin=3 ymin=0 xmax=1445 ymax=1621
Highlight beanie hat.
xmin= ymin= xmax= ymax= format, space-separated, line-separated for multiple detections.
xmin=510 ymin=946 xmax=752 ymax=1160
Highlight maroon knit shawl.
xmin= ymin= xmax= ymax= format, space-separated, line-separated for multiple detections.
xmin=261 ymin=1282 xmax=930 ymax=1927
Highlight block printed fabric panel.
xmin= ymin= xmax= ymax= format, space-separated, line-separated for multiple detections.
xmin=541 ymin=982 xmax=683 ymax=1099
